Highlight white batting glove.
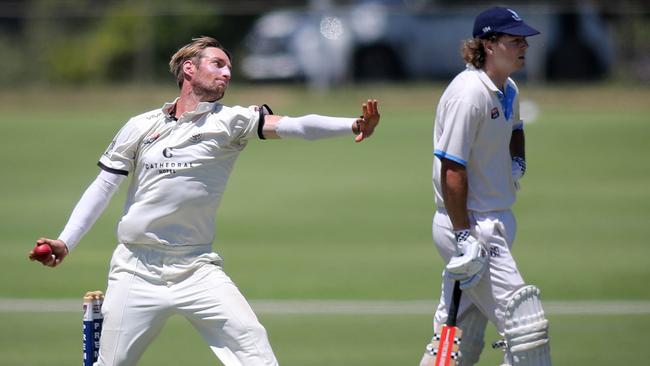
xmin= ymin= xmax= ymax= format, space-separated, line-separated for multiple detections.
xmin=511 ymin=156 xmax=526 ymax=180
xmin=446 ymin=229 xmax=488 ymax=290
xmin=511 ymin=157 xmax=526 ymax=190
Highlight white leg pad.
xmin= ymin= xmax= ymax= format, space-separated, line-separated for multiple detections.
xmin=503 ymin=285 xmax=552 ymax=366
xmin=457 ymin=307 xmax=487 ymax=366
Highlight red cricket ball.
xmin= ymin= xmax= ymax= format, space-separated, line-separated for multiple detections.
xmin=33 ymin=243 xmax=53 ymax=261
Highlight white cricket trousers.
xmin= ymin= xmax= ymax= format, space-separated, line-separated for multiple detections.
xmin=96 ymin=243 xmax=279 ymax=366
xmin=432 ymin=209 xmax=526 ymax=365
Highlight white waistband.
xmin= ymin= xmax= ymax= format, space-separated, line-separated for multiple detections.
xmin=121 ymin=243 xmax=212 ymax=255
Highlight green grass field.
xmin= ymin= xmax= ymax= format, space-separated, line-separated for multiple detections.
xmin=1 ymin=83 xmax=649 ymax=365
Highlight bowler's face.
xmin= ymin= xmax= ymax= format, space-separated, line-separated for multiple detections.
xmin=192 ymin=47 xmax=232 ymax=101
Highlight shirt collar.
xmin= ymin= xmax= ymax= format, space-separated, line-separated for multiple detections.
xmin=468 ymin=64 xmax=500 ymax=93
xmin=467 ymin=65 xmax=517 ymax=120
xmin=162 ymin=98 xmax=219 ymax=121
xmin=497 ymin=84 xmax=516 ymax=121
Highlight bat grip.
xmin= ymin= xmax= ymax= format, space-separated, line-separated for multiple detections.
xmin=447 ymin=281 xmax=462 ymax=326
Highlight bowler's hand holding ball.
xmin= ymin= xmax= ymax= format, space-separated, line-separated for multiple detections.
xmin=29 ymin=238 xmax=68 ymax=267
xmin=31 ymin=243 xmax=52 ymax=262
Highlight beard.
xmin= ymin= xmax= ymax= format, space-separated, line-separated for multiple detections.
xmin=193 ymin=84 xmax=225 ymax=102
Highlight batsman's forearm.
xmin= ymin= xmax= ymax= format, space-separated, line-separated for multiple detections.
xmin=441 ymin=162 xmax=471 ymax=230
xmin=510 ymin=129 xmax=525 ymax=159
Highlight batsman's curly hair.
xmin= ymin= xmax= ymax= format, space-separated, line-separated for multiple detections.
xmin=462 ymin=33 xmax=501 ymax=69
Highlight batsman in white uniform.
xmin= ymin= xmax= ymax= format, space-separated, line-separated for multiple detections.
xmin=28 ymin=36 xmax=380 ymax=366
xmin=418 ymin=8 xmax=551 ymax=366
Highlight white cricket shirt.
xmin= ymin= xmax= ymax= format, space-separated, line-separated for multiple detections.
xmin=99 ymin=99 xmax=262 ymax=246
xmin=433 ymin=65 xmax=523 ymax=212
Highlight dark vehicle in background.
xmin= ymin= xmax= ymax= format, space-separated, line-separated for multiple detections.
xmin=240 ymin=1 xmax=613 ymax=84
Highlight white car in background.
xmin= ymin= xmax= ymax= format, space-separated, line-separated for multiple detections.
xmin=240 ymin=1 xmax=613 ymax=84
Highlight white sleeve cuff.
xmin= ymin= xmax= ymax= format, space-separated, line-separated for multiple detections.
xmin=58 ymin=170 xmax=125 ymax=252
xmin=276 ymin=115 xmax=355 ymax=140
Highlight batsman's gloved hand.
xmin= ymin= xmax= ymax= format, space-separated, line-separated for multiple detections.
xmin=445 ymin=229 xmax=488 ymax=290
xmin=511 ymin=156 xmax=526 ymax=190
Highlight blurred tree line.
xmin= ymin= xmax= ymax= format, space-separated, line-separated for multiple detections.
xmin=0 ymin=0 xmax=296 ymax=85
xmin=0 ymin=0 xmax=648 ymax=85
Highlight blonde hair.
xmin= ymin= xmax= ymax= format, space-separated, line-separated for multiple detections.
xmin=169 ymin=36 xmax=231 ymax=88
xmin=461 ymin=33 xmax=500 ymax=69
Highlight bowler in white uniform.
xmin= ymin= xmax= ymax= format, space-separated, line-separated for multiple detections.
xmin=29 ymin=36 xmax=380 ymax=366
xmin=418 ymin=7 xmax=552 ymax=366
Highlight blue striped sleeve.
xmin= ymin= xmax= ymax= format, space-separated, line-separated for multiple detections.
xmin=434 ymin=149 xmax=467 ymax=166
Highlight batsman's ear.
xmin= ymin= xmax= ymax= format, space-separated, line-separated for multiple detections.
xmin=483 ymin=38 xmax=497 ymax=54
